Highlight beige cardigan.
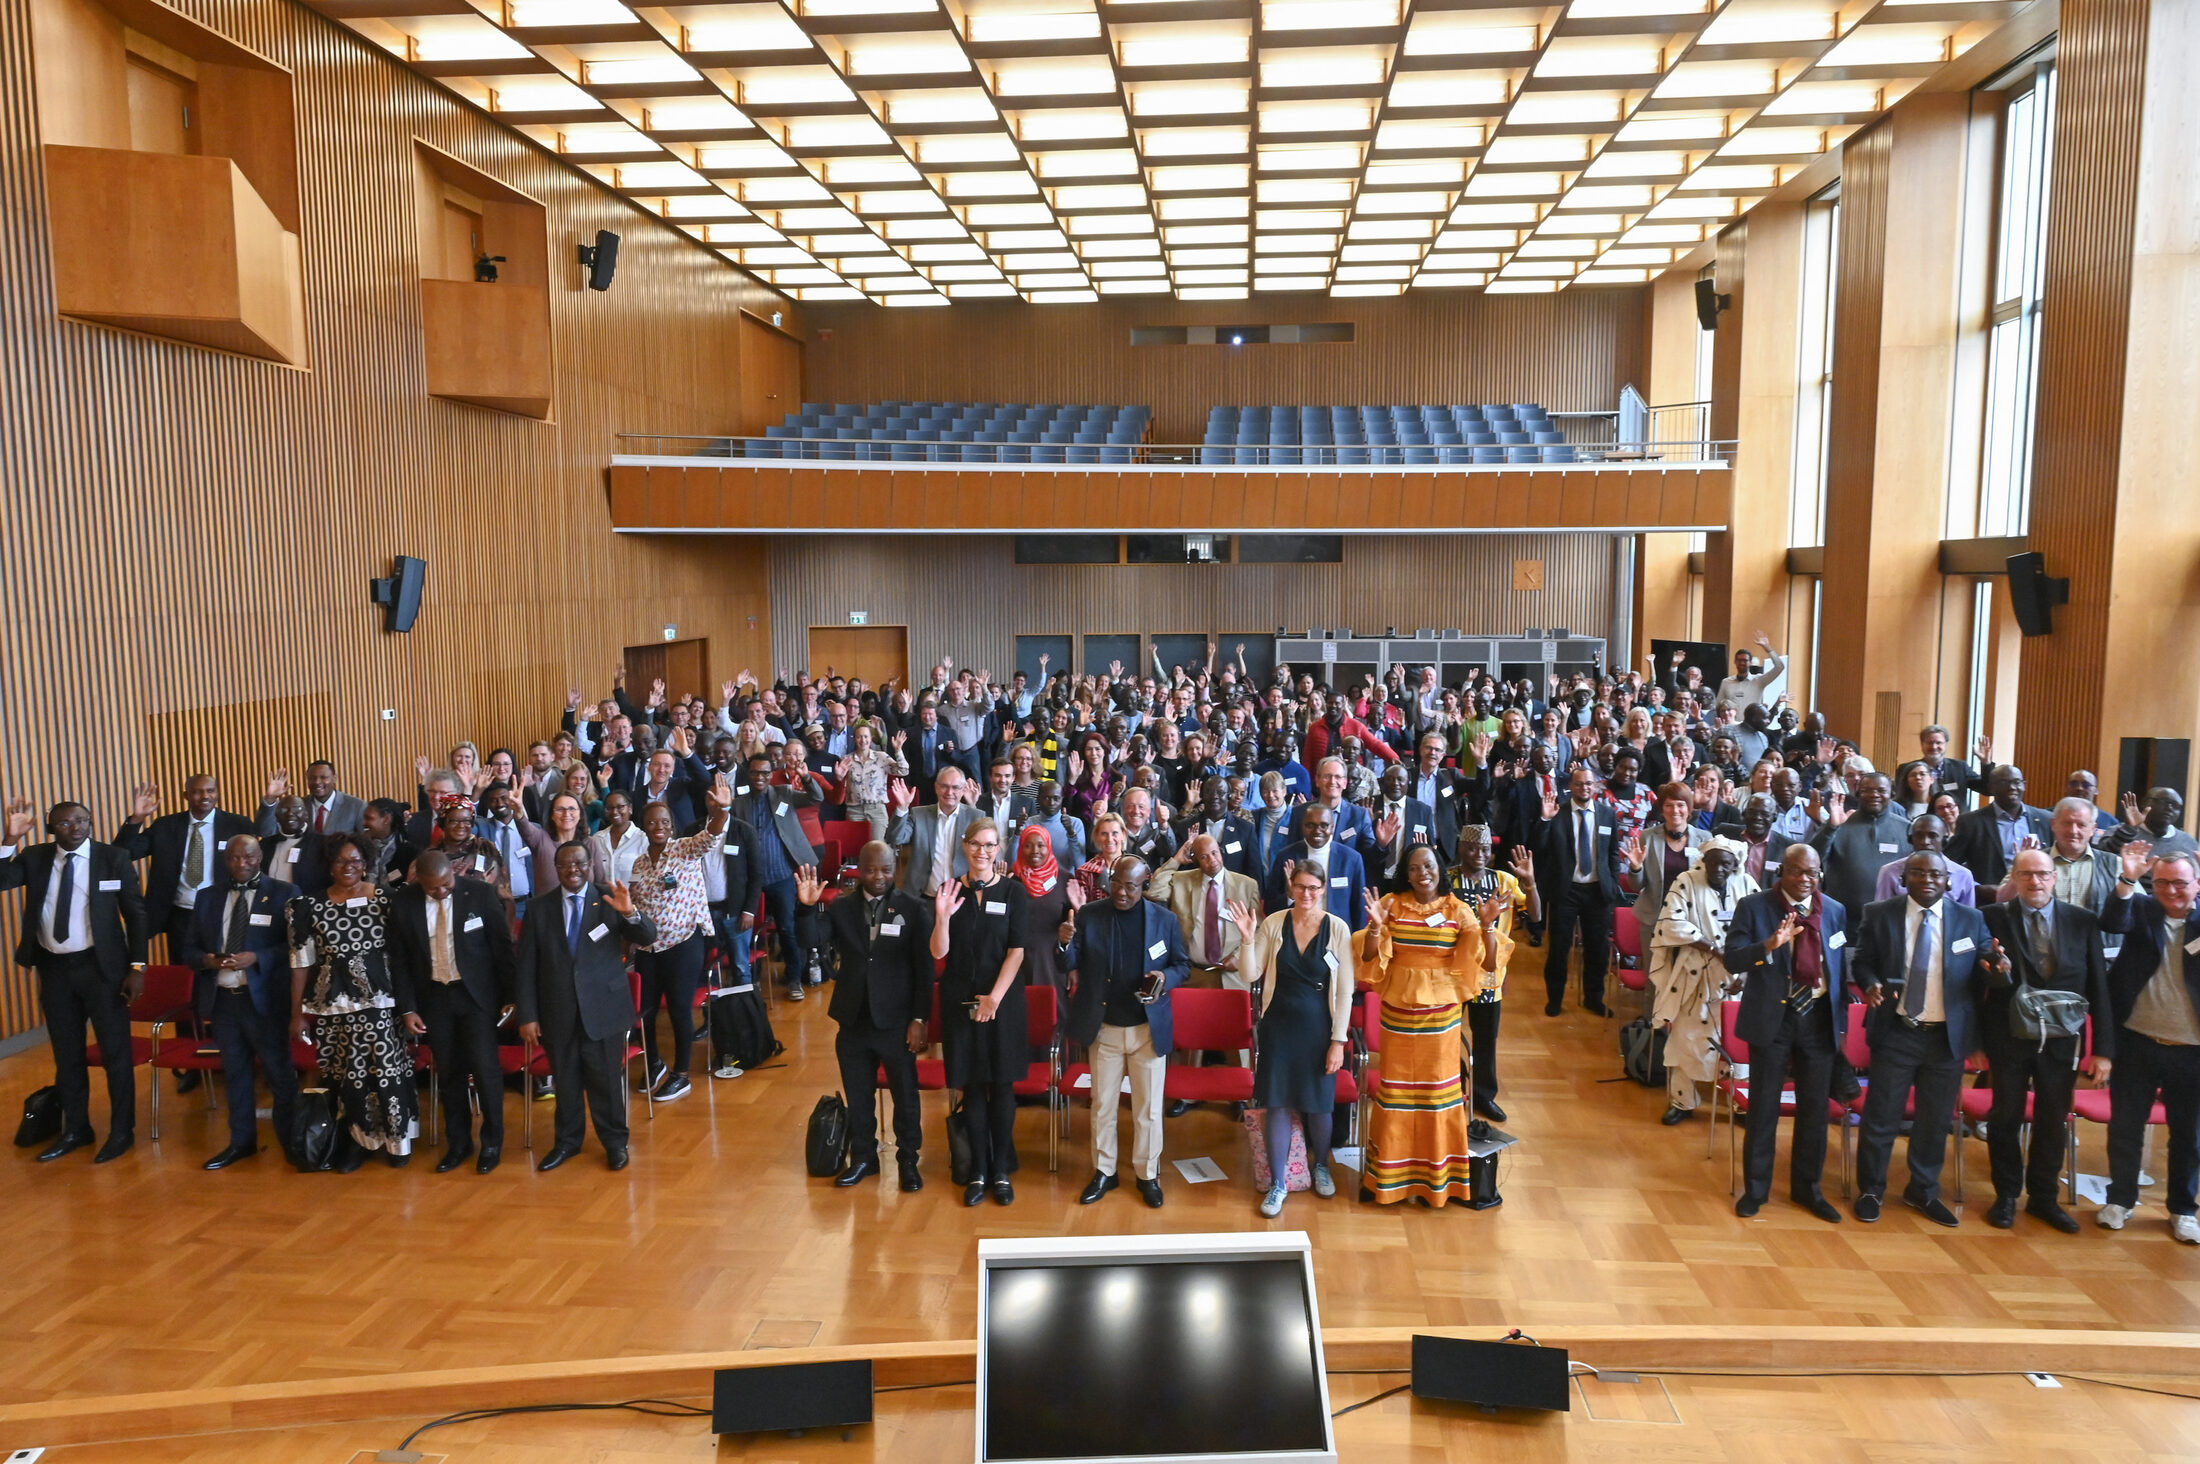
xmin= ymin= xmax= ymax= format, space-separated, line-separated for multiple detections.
xmin=1247 ymin=909 xmax=1357 ymax=1043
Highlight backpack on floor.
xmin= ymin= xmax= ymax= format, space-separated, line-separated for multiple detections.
xmin=805 ymin=1093 xmax=849 ymax=1177
xmin=709 ymin=981 xmax=783 ymax=1073
xmin=1619 ymin=1018 xmax=1668 ymax=1088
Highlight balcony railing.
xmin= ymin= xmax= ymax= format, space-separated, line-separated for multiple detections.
xmin=614 ymin=430 xmax=1732 ymax=468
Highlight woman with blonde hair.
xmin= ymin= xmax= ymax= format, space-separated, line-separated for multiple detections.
xmin=1230 ymin=865 xmax=1356 ymax=1216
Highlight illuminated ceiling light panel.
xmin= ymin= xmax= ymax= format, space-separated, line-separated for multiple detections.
xmin=506 ymin=0 xmax=635 ymax=27
xmin=946 ymin=281 xmax=1020 ymax=296
xmin=1414 ymin=272 xmax=1486 ymax=287
xmin=1016 ymin=271 xmax=1093 ymax=288
xmin=1035 ymin=149 xmax=1140 ymax=178
xmin=883 ymin=217 xmax=973 ymax=239
xmin=795 ymin=284 xmax=867 ymax=300
xmin=842 ymin=37 xmax=972 ymax=75
xmin=1534 ymin=39 xmax=1665 ymax=79
xmin=1686 ymin=163 xmax=1780 ymax=191
xmin=1388 ymin=74 xmax=1508 ymax=108
xmin=1599 ymin=246 xmax=1673 ymax=265
xmin=915 ymin=134 xmax=1021 ymax=164
xmin=486 ymin=79 xmax=600 ymax=113
xmin=1260 ymin=53 xmax=1385 ymax=89
xmin=909 ymin=241 xmax=988 ymax=261
xmin=1330 ymin=282 xmax=1401 ymax=295
xmin=1256 ymin=101 xmax=1376 ymax=134
xmin=1066 ymin=212 xmax=1158 ymax=235
xmin=1142 ymin=127 xmax=1251 ymax=156
xmin=1257 ymin=178 xmax=1353 ymax=203
xmin=1695 ymin=8 xmax=1836 ymax=46
xmin=637 ymin=98 xmax=748 ymax=130
xmin=1119 ymin=28 xmax=1251 ymax=67
xmin=1584 ymin=149 xmax=1686 ymax=177
xmin=1516 ymin=238 xmax=1597 ymax=258
xmin=1645 ymin=194 xmax=1738 ymax=219
xmin=1655 ymin=61 xmax=1778 ymax=99
xmin=1254 ymin=232 xmax=1339 ymax=252
xmin=1339 ymin=242 xmax=1421 ymax=262
xmin=1486 ymin=278 xmax=1559 ymax=293
xmin=1149 ymin=164 xmax=1251 ymax=193
xmin=1257 ymin=208 xmax=1346 ymax=230
xmin=1345 ymin=217 xmax=1436 ymax=240
xmin=1089 ymin=259 xmax=1168 ymax=276
xmin=582 ymin=56 xmax=702 ymax=86
xmin=1261 ymin=0 xmax=1400 ymax=30
xmin=682 ymin=7 xmax=812 ymax=52
xmin=1353 ymin=190 xmax=1449 ymax=215
xmin=822 ymin=157 xmax=922 ymax=184
xmin=963 ymin=202 xmax=1056 ymax=224
xmin=1818 ymin=27 xmax=1952 ymax=68
xmin=992 ymin=58 xmax=1117 ymax=96
xmin=1484 ymin=135 xmax=1594 ymax=166
xmin=1576 ymin=267 xmax=1649 ymax=282
xmin=1364 ymin=159 xmax=1463 ymax=186
xmin=1421 ymin=250 xmax=1499 ymax=270
xmin=1027 ymin=288 xmax=1101 ymax=302
xmin=855 ymin=190 xmax=950 ymax=213
xmin=1461 ymin=171 xmax=1568 ymax=197
xmin=1568 ymin=0 xmax=1711 ymax=16
xmin=1618 ymin=223 xmax=1704 ymax=244
xmin=1097 ymin=278 xmax=1170 ymax=293
xmin=1169 ymin=247 xmax=1249 ymax=266
xmin=1177 ymin=286 xmax=1249 ymax=299
xmin=1616 ymin=114 xmax=1728 ymax=143
xmin=1500 ymin=259 xmax=1578 ymax=277
xmin=1449 ymin=202 xmax=1542 ymax=225
xmin=1255 ymin=274 xmax=1329 ymax=289
xmin=942 ymin=171 xmax=1040 ymax=197
xmin=981 ymin=228 xmax=1068 ymax=248
xmin=1050 ymin=183 xmax=1149 ymax=209
xmin=739 ymin=176 xmax=835 ymax=201
xmin=1173 ymin=267 xmax=1250 ymax=284
xmin=1401 ymin=19 xmax=1537 ymax=58
xmin=1003 ymin=250 xmax=1081 ymax=270
xmin=966 ymin=10 xmax=1103 ymax=43
xmin=1129 ymin=82 xmax=1252 ymax=116
xmin=662 ymin=195 xmax=748 ymax=217
xmin=1162 ymin=224 xmax=1247 ymax=244
xmin=1437 ymin=229 xmax=1518 ymax=249
xmin=1718 ymin=126 xmax=1829 ymax=156
xmin=740 ymin=71 xmax=857 ymax=106
xmin=784 ymin=117 xmax=893 ymax=148
xmin=886 ymin=92 xmax=999 ymax=124
xmin=1015 ymin=109 xmax=1128 ymax=141
xmin=881 ymin=293 xmax=951 ymax=306
xmin=1374 ymin=122 xmax=1484 ymax=152
xmin=1079 ymin=236 xmax=1162 ymax=257
xmin=1506 ymin=94 xmax=1625 ymax=127
xmin=1258 ymin=145 xmax=1366 ymax=173
xmin=1157 ymin=195 xmax=1250 ymax=219
xmin=1763 ymin=81 xmax=1882 ymax=114
xmin=1254 ymin=252 xmax=1328 ymax=271
xmin=1536 ymin=212 xmax=1625 ymax=235
xmin=1561 ymin=185 xmax=1654 ymax=208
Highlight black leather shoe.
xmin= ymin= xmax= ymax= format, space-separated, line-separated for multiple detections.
xmin=1796 ymin=1194 xmax=1842 ymax=1224
xmin=1475 ymin=1099 xmax=1507 ymax=1123
xmin=835 ymin=1158 xmax=881 ymax=1187
xmin=537 ymin=1144 xmax=581 ymax=1173
xmin=1735 ymin=1195 xmax=1762 ymax=1217
xmin=1079 ymin=1171 xmax=1118 ymax=1205
xmin=1854 ymin=1193 xmax=1882 ymax=1222
xmin=1904 ymin=1189 xmax=1959 ymax=1227
xmin=606 ymin=1148 xmax=630 ymax=1171
xmin=1987 ymin=1196 xmax=2018 ymax=1229
xmin=203 ymin=1144 xmax=257 ymax=1171
xmin=992 ymin=1179 xmax=1015 ymax=1206
xmin=36 ymin=1130 xmax=94 ymax=1163
xmin=1166 ymin=1099 xmax=1192 ymax=1118
xmin=964 ymin=1180 xmax=988 ymax=1207
xmin=1544 ymin=1001 xmax=1563 ymax=1017
xmin=476 ymin=1146 xmax=501 ymax=1175
xmin=175 ymin=1070 xmax=202 ymax=1095
xmin=332 ymin=1144 xmax=368 ymax=1174
xmin=436 ymin=1143 xmax=474 ymax=1173
xmin=2026 ymin=1198 xmax=2080 ymax=1234
xmin=94 ymin=1132 xmax=133 ymax=1164
xmin=899 ymin=1163 xmax=923 ymax=1192
xmin=1138 ymin=1177 xmax=1164 ymax=1208
xmin=384 ymin=1151 xmax=410 ymax=1168
xmin=1661 ymin=1106 xmax=1691 ymax=1126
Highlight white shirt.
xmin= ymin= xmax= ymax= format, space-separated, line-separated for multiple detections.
xmin=1302 ymin=841 xmax=1333 ymax=879
xmin=1901 ymin=897 xmax=1948 ymax=1023
xmin=39 ymin=844 xmax=94 ymax=954
xmin=929 ymin=806 xmax=957 ymax=895
xmin=590 ymin=824 xmax=648 ymax=885
xmin=1568 ymin=801 xmax=1602 ymax=884
xmin=217 ymin=887 xmax=253 ymax=988
xmin=1715 ymin=654 xmax=1787 ymax=712
xmin=175 ymin=813 xmax=219 ymax=909
xmin=489 ymin=816 xmax=533 ymax=897
xmin=269 ymin=834 xmax=306 ymax=880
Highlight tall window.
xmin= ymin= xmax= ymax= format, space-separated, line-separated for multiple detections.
xmin=1789 ymin=185 xmax=1840 ymax=548
xmin=1978 ymin=59 xmax=2055 ymax=537
xmin=1965 ymin=581 xmax=1995 ymax=749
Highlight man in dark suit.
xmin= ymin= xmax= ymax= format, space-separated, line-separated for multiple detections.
xmin=800 ymin=841 xmax=934 ymax=1191
xmin=1059 ymin=857 xmax=1189 ymax=1208
xmin=257 ymin=762 xmax=365 ymax=838
xmin=1806 ymin=773 xmax=1910 ymax=925
xmin=178 ymin=835 xmax=299 ymax=1169
xmin=1891 ymin=724 xmax=1985 ymax=808
xmin=517 ymin=845 xmax=655 ymax=1171
xmin=737 ymin=750 xmax=822 ymax=998
xmin=1 ymin=797 xmax=150 ymax=1162
xmin=1366 ymin=762 xmax=1439 ymax=896
xmin=973 ymin=757 xmax=1034 ymax=843
xmin=2095 ymin=845 xmax=2200 ymax=1241
xmin=387 ymin=850 xmax=518 ymax=1174
xmin=1262 ymin=804 xmax=1367 ymax=930
xmin=1171 ymin=774 xmax=1259 ymax=882
xmin=1849 ymin=852 xmax=1992 ymax=1226
xmin=259 ymin=795 xmax=329 ymax=897
xmin=631 ymin=745 xmax=709 ymax=834
xmin=1722 ymin=844 xmax=1850 ymax=1222
xmin=1978 ymin=847 xmax=2111 ymax=1232
xmin=1406 ymin=732 xmax=1474 ymax=864
xmin=114 ymin=774 xmax=255 ymax=961
xmin=1535 ymin=763 xmax=1624 ymax=1017
xmin=1293 ymin=756 xmax=1378 ymax=866
xmin=903 ymin=699 xmax=961 ymax=806
xmin=1947 ymin=764 xmax=2054 ymax=898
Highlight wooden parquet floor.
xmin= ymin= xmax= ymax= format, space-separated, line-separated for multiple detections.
xmin=2 ymin=943 xmax=2197 ymax=1411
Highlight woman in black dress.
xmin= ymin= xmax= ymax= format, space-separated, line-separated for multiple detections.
xmin=1232 ymin=865 xmax=1357 ymax=1217
xmin=930 ymin=817 xmax=1030 ymax=1207
xmin=289 ymin=833 xmax=420 ymax=1171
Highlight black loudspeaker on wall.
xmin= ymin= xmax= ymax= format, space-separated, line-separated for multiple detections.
xmin=369 ymin=555 xmax=426 ymax=634
xmin=1411 ymin=1335 xmax=1571 ymax=1413
xmin=578 ymin=229 xmax=620 ymax=291
xmin=1694 ymin=276 xmax=1730 ymax=331
xmin=2005 ymin=551 xmax=2069 ymax=636
xmin=712 ymin=1359 xmax=873 ymax=1437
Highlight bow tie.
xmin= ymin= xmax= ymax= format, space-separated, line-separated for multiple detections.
xmin=232 ymin=877 xmax=261 ymax=892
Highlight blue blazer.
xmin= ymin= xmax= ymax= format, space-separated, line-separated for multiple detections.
xmin=1851 ymin=894 xmax=1992 ymax=1058
xmin=1059 ymin=900 xmax=1190 ymax=1054
xmin=1263 ymin=840 xmax=1368 ymax=930
xmin=1173 ymin=814 xmax=1261 ymax=881
xmin=1292 ymin=800 xmax=1378 ymax=867
xmin=2100 ymin=890 xmax=2200 ymax=1032
xmin=1721 ymin=889 xmax=1851 ymax=1051
xmin=180 ymin=877 xmax=299 ymax=1021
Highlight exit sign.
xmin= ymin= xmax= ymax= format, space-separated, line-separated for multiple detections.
xmin=849 ymin=611 xmax=868 ymax=625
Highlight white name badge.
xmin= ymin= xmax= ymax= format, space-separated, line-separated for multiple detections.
xmin=589 ymin=924 xmax=610 ymax=942
xmin=1041 ymin=876 xmax=1057 ymax=891
xmin=1827 ymin=930 xmax=1846 ymax=950
xmin=1440 ymin=786 xmax=1454 ymax=798
xmin=1426 ymin=914 xmax=1446 ymax=928
xmin=723 ymin=844 xmax=741 ymax=856
xmin=283 ymin=848 xmax=300 ymax=863
xmin=1331 ymin=876 xmax=1347 ymax=888
xmin=1323 ymin=951 xmax=1339 ymax=972
xmin=2186 ymin=937 xmax=2200 ymax=956
xmin=734 ymin=785 xmax=749 ymax=796
xmin=881 ymin=919 xmax=904 ymax=936
xmin=97 ymin=879 xmax=121 ymax=891
xmin=1878 ymin=843 xmax=1899 ymax=854
xmin=775 ymin=803 xmax=788 ymax=818
xmin=985 ymin=900 xmax=1007 ymax=915
xmin=1951 ymin=937 xmax=1975 ymax=953
xmin=249 ymin=912 xmax=274 ymax=926
xmin=345 ymin=897 xmax=368 ymax=908
xmin=1598 ymin=825 xmax=1612 ymax=837
xmin=1224 ymin=842 xmax=1242 ymax=854
xmin=1148 ymin=940 xmax=1167 ymax=960
xmin=463 ymin=915 xmax=484 ymax=932
xmin=1413 ymin=825 xmax=1426 ymax=836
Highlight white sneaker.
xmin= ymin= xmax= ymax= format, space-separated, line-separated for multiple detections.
xmin=1311 ymin=1162 xmax=1336 ymax=1198
xmin=2172 ymin=1214 xmax=2200 ymax=1245
xmin=1259 ymin=1186 xmax=1286 ymax=1218
xmin=2097 ymin=1203 xmax=2132 ymax=1231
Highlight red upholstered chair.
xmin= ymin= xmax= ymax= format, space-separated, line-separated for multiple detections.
xmin=1709 ymin=999 xmax=1854 ymax=1197
xmin=129 ymin=965 xmax=210 ymax=1140
xmin=626 ymin=967 xmax=655 ymax=1124
xmin=2068 ymin=1021 xmax=2165 ymax=1201
xmin=1017 ymin=985 xmax=1061 ymax=1171
xmin=1612 ymin=907 xmax=1648 ymax=1017
xmin=821 ymin=821 xmax=873 ymax=878
xmin=1162 ymin=988 xmax=1256 ymax=1107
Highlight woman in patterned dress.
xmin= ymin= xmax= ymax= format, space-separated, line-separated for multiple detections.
xmin=288 ymin=832 xmax=418 ymax=1171
xmin=1356 ymin=845 xmax=1508 ymax=1206
xmin=1448 ymin=825 xmax=1540 ymax=1124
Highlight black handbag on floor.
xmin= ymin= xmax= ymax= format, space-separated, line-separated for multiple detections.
xmin=1620 ymin=1018 xmax=1667 ymax=1087
xmin=806 ymin=1093 xmax=849 ymax=1176
xmin=13 ymin=1086 xmax=60 ymax=1148
xmin=292 ymin=1089 xmax=338 ymax=1171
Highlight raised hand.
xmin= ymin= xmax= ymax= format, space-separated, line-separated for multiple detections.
xmin=942 ymin=655 xmax=954 ymax=671
xmin=721 ymin=678 xmax=737 ymax=705
xmin=1038 ymin=652 xmax=1050 ymax=667
xmin=891 ymin=730 xmax=908 ymax=752
xmin=1471 ymin=731 xmax=1493 ymax=762
xmin=2120 ymin=791 xmax=2142 ymax=826
xmin=414 ymin=754 xmax=433 ymax=783
xmin=1670 ymin=648 xmax=1686 ymax=667
xmin=1109 ymin=659 xmax=1124 ymax=678
xmin=834 ymin=756 xmax=853 ymax=781
xmin=793 ymin=864 xmax=823 ymax=905
xmin=706 ymin=772 xmax=734 ymax=810
xmin=1507 ymin=845 xmax=1536 ymax=883
xmin=266 ymin=767 xmax=290 ymax=800
xmin=614 ymin=664 xmax=627 ymax=687
xmin=2120 ymin=838 xmax=2153 ymax=882
xmin=888 ymin=778 xmax=915 ymax=814
xmin=1363 ymin=890 xmax=1385 ymax=932
xmin=4 ymin=797 xmax=33 ymax=842
xmin=595 ymin=762 xmax=613 ymax=788
xmin=1065 ymin=878 xmax=1087 ymax=910
xmin=1815 ymin=736 xmax=1836 ymax=764
xmin=1621 ymin=830 xmax=1646 ymax=870
xmin=1226 ymin=898 xmax=1259 ymax=947
xmin=568 ymin=688 xmax=584 ymax=711
xmin=1973 ymin=734 xmax=1993 ymax=763
xmin=1753 ymin=631 xmax=1773 ymax=651
xmin=1281 ymin=858 xmax=1297 ymax=886
xmin=1375 ymin=809 xmax=1402 ymax=847
xmin=129 ymin=782 xmax=160 ymax=820
xmin=518 ymin=765 xmax=537 ymax=790
xmin=1476 ymin=893 xmax=1507 ymax=930
xmin=603 ymin=880 xmax=634 ymax=916
xmin=1768 ymin=909 xmax=1803 ymax=951
xmin=648 ymin=678 xmax=666 ymax=708
xmin=935 ymin=879 xmax=965 ymax=922
xmin=1539 ymin=787 xmax=1559 ymax=821
xmin=1066 ymin=750 xmax=1084 ymax=781
xmin=1826 ymin=790 xmax=1848 ymax=824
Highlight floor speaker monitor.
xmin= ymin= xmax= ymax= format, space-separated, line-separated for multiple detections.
xmin=712 ymin=1358 xmax=873 ymax=1437
xmin=1410 ymin=1334 xmax=1571 ymax=1413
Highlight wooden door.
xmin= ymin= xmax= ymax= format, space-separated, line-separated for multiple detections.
xmin=739 ymin=314 xmax=802 ymax=436
xmin=808 ymin=626 xmax=907 ymax=689
xmin=622 ymin=638 xmax=707 ymax=702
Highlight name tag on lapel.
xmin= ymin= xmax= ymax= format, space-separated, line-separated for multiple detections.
xmin=249 ymin=913 xmax=273 ymax=927
xmin=881 ymin=919 xmax=904 ymax=936
xmin=775 ymin=803 xmax=788 ymax=818
xmin=2186 ymin=937 xmax=2200 ymax=956
xmin=1439 ymin=786 xmax=1454 ymax=798
xmin=1827 ymin=930 xmax=1846 ymax=950
xmin=589 ymin=924 xmax=610 ymax=942
xmin=1147 ymin=940 xmax=1167 ymax=960
xmin=985 ymin=900 xmax=1007 ymax=915
xmin=1041 ymin=876 xmax=1056 ymax=891
xmin=463 ymin=915 xmax=484 ymax=932
xmin=97 ymin=879 xmax=121 ymax=892
xmin=1951 ymin=937 xmax=1975 ymax=954
xmin=1224 ymin=842 xmax=1242 ymax=854
xmin=1877 ymin=843 xmax=1899 ymax=854
xmin=1323 ymin=951 xmax=1339 ymax=971
xmin=723 ymin=844 xmax=741 ymax=856
xmin=1413 ymin=825 xmax=1426 ymax=836
xmin=734 ymin=784 xmax=750 ymax=797
xmin=1426 ymin=914 xmax=1446 ymax=928
xmin=283 ymin=848 xmax=300 ymax=863
xmin=345 ymin=897 xmax=368 ymax=908
xmin=1330 ymin=876 xmax=1347 ymax=888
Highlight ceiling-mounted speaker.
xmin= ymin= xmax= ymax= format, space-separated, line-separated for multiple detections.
xmin=1694 ymin=276 xmax=1731 ymax=330
xmin=2006 ymin=551 xmax=2069 ymax=636
xmin=370 ymin=555 xmax=426 ymax=634
xmin=578 ymin=229 xmax=620 ymax=291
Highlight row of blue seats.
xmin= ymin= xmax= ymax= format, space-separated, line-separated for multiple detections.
xmin=737 ymin=439 xmax=1142 ymax=464
xmin=1208 ymin=403 xmax=1554 ymax=436
xmin=1197 ymin=443 xmax=1579 ymax=465
xmin=786 ymin=402 xmax=1149 ymax=436
xmin=765 ymin=423 xmax=1146 ymax=445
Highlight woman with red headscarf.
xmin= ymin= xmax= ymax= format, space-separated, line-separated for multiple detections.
xmin=1006 ymin=823 xmax=1069 ymax=1001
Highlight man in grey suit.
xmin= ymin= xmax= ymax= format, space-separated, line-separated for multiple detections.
xmin=887 ymin=765 xmax=976 ymax=897
xmin=256 ymin=762 xmax=364 ymax=837
xmin=1621 ymin=781 xmax=1710 ymax=932
xmin=2011 ymin=796 xmax=2122 ymax=916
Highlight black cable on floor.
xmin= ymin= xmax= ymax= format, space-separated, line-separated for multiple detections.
xmin=396 ymin=1398 xmax=710 ymax=1451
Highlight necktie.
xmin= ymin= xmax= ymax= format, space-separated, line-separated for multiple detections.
xmin=313 ymin=803 xmax=326 ymax=833
xmin=1203 ymin=877 xmax=1222 ymax=963
xmin=1576 ymin=808 xmax=1593 ymax=880
xmin=185 ymin=819 xmax=206 ymax=889
xmin=567 ymin=893 xmax=583 ymax=956
xmin=226 ymin=884 xmax=255 ymax=955
xmin=54 ymin=850 xmax=76 ymax=944
xmin=1904 ymin=905 xmax=1934 ymax=1017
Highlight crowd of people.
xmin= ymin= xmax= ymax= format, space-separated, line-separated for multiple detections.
xmin=3 ymin=637 xmax=2196 ymax=1244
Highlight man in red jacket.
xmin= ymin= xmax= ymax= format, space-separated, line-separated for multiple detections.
xmin=1300 ymin=691 xmax=1400 ymax=771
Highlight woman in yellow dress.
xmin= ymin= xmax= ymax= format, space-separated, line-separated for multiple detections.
xmin=1357 ymin=844 xmax=1509 ymax=1206
xmin=1447 ymin=823 xmax=1540 ymax=1124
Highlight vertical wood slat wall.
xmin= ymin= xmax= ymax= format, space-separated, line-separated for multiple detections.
xmin=797 ymin=289 xmax=1647 ymax=444
xmin=2017 ymin=0 xmax=2151 ymax=784
xmin=0 ymin=0 xmax=782 ymax=1037
xmin=764 ymin=534 xmax=1618 ymax=682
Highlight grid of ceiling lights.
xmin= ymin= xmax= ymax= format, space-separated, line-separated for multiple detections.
xmin=328 ymin=0 xmax=2020 ymax=305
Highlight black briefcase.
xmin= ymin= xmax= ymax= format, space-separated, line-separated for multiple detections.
xmin=806 ymin=1093 xmax=850 ymax=1177
xmin=13 ymin=1086 xmax=60 ymax=1148
xmin=292 ymin=1089 xmax=338 ymax=1171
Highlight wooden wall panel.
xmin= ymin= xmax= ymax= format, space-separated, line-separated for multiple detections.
xmin=1727 ymin=200 xmax=1806 ymax=674
xmin=1698 ymin=217 xmax=1747 ymax=640
xmin=763 ymin=533 xmax=1617 ymax=683
xmin=800 ymin=289 xmax=1647 ymax=443
xmin=0 ymin=0 xmax=786 ymax=1037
